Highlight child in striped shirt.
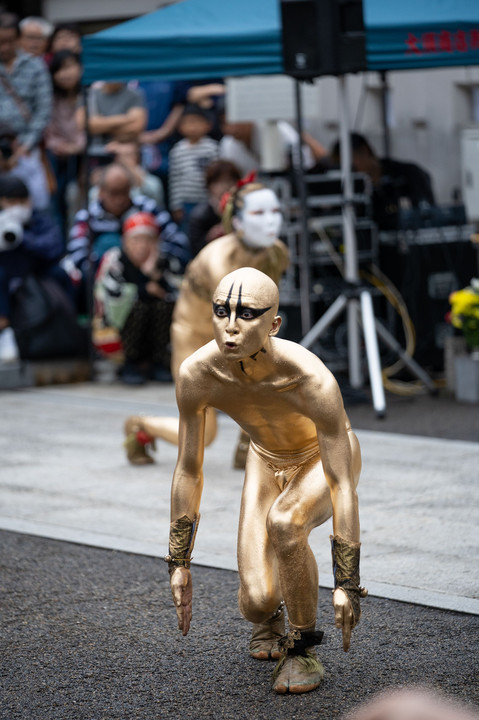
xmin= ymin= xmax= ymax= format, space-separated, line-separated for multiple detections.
xmin=168 ymin=104 xmax=218 ymax=231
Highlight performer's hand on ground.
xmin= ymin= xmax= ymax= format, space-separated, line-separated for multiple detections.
xmin=333 ymin=587 xmax=354 ymax=652
xmin=170 ymin=566 xmax=192 ymax=636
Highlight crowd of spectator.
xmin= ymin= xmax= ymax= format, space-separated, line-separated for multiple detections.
xmin=0 ymin=10 xmax=437 ymax=383
xmin=0 ymin=10 xmax=261 ymax=381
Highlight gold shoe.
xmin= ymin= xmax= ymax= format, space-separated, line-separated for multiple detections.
xmin=124 ymin=416 xmax=156 ymax=465
xmin=272 ymin=651 xmax=324 ymax=694
xmin=249 ymin=604 xmax=285 ymax=661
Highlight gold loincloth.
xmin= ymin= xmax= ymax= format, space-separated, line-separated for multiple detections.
xmin=249 ymin=438 xmax=320 ymax=492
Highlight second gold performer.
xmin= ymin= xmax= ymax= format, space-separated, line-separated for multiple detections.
xmin=124 ymin=179 xmax=289 ymax=466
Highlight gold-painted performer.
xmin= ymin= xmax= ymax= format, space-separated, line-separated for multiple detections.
xmin=166 ymin=267 xmax=365 ymax=695
xmin=124 ymin=179 xmax=289 ymax=465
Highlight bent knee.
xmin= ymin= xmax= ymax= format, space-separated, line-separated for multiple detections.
xmin=266 ymin=506 xmax=307 ymax=548
xmin=238 ymin=586 xmax=280 ymax=624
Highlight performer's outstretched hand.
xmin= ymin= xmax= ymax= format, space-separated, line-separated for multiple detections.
xmin=333 ymin=587 xmax=354 ymax=652
xmin=170 ymin=566 xmax=193 ymax=636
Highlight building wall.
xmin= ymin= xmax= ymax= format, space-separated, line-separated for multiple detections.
xmin=228 ymin=67 xmax=479 ymax=206
xmin=307 ymin=67 xmax=479 ymax=206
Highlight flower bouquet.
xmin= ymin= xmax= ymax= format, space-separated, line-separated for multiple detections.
xmin=447 ymin=278 xmax=479 ymax=352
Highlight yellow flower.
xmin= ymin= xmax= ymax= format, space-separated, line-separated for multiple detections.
xmin=449 ymin=279 xmax=479 ymax=347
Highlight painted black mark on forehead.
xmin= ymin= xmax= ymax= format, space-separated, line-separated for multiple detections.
xmin=225 ymin=282 xmax=234 ymax=314
xmin=213 ymin=282 xmax=272 ymax=318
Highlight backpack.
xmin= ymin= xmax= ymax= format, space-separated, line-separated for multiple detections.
xmin=11 ymin=274 xmax=89 ymax=360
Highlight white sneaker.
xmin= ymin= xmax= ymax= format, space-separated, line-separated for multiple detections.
xmin=0 ymin=327 xmax=19 ymax=363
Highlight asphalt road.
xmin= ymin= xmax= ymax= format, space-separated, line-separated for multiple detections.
xmin=1 ymin=530 xmax=478 ymax=720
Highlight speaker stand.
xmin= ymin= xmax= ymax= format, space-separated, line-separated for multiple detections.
xmin=300 ymin=77 xmax=435 ymax=417
xmin=300 ymin=282 xmax=437 ymax=417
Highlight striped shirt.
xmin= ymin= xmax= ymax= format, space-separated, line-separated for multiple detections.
xmin=0 ymin=51 xmax=52 ymax=150
xmin=66 ymin=195 xmax=191 ymax=277
xmin=168 ymin=137 xmax=219 ymax=211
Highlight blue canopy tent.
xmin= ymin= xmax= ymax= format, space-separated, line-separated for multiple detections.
xmin=366 ymin=0 xmax=479 ymax=71
xmin=81 ymin=0 xmax=479 ymax=83
xmin=81 ymin=0 xmax=284 ymax=84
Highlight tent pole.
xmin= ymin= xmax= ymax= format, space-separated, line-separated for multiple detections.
xmin=379 ymin=70 xmax=391 ymax=159
xmin=293 ymin=79 xmax=312 ymax=335
xmin=338 ymin=75 xmax=362 ymax=388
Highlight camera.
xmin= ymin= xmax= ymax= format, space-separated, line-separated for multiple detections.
xmin=0 ymin=215 xmax=23 ymax=251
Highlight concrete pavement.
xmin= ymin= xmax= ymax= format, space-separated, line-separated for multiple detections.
xmin=1 ymin=380 xmax=478 ymax=615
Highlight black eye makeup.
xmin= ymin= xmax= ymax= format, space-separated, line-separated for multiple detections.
xmin=213 ymin=302 xmax=228 ymax=317
xmin=238 ymin=306 xmax=272 ymax=320
xmin=213 ymin=283 xmax=271 ymax=321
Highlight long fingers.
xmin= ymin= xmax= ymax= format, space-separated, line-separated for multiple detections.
xmin=173 ymin=584 xmax=192 ymax=636
xmin=334 ymin=599 xmax=352 ymax=652
xmin=341 ymin=612 xmax=352 ymax=652
xmin=179 ymin=596 xmax=192 ymax=636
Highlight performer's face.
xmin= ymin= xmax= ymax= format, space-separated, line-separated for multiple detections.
xmin=212 ymin=277 xmax=279 ymax=360
xmin=233 ymin=189 xmax=282 ymax=249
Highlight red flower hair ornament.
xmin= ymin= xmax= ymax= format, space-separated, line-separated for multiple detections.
xmin=219 ymin=171 xmax=258 ymax=215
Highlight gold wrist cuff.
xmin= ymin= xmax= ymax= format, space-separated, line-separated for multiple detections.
xmin=165 ymin=513 xmax=200 ymax=572
xmin=330 ymin=534 xmax=365 ymax=625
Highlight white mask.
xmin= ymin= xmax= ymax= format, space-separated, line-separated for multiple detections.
xmin=5 ymin=204 xmax=32 ymax=226
xmin=232 ymin=188 xmax=282 ymax=249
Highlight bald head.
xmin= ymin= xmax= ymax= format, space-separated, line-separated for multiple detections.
xmin=100 ymin=163 xmax=133 ymax=190
xmin=213 ymin=268 xmax=279 ymax=315
xmin=212 ymin=268 xmax=281 ymax=361
xmin=98 ymin=163 xmax=133 ymax=217
xmin=345 ymin=688 xmax=479 ymax=720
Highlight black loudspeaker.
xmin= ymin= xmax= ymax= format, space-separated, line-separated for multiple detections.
xmin=379 ymin=239 xmax=477 ymax=370
xmin=280 ymin=0 xmax=367 ymax=79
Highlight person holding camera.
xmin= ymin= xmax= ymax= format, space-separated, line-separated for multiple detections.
xmin=0 ymin=175 xmax=66 ymax=363
xmin=93 ymin=211 xmax=176 ymax=385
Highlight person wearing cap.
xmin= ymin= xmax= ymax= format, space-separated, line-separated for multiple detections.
xmin=0 ymin=174 xmax=67 ymax=363
xmin=93 ymin=211 xmax=176 ymax=385
xmin=64 ymin=163 xmax=190 ymax=314
xmin=0 ymin=13 xmax=52 ymax=210
xmin=168 ymin=104 xmax=219 ymax=229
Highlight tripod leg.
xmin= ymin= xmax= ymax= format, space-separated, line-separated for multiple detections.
xmin=360 ymin=290 xmax=387 ymax=417
xmin=374 ymin=319 xmax=437 ymax=394
xmin=348 ymin=298 xmax=363 ymax=388
xmin=300 ymin=294 xmax=348 ymax=349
